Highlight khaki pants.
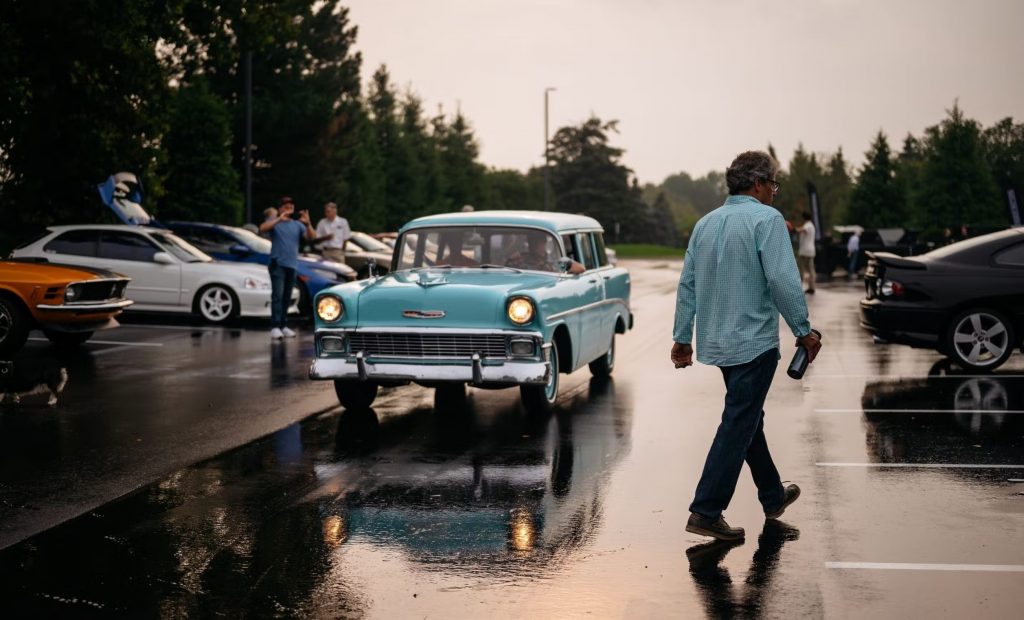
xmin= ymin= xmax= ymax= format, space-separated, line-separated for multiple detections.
xmin=321 ymin=248 xmax=346 ymax=264
xmin=798 ymin=256 xmax=816 ymax=291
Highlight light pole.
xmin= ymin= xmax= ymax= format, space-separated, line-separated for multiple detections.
xmin=544 ymin=87 xmax=556 ymax=211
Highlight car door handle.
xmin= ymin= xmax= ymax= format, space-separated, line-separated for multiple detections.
xmin=587 ymin=278 xmax=597 ymax=283
xmin=603 ymin=275 xmax=611 ymax=280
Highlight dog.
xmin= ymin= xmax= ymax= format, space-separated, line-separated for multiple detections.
xmin=0 ymin=359 xmax=69 ymax=407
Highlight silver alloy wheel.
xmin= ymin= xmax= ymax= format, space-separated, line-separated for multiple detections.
xmin=951 ymin=312 xmax=1009 ymax=367
xmin=199 ymin=286 xmax=235 ymax=322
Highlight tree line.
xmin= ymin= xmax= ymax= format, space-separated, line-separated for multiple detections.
xmin=2 ymin=2 xmax=1020 ymax=253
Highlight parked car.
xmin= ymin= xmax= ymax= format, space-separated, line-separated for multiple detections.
xmin=344 ymin=231 xmax=394 ymax=279
xmin=308 ymin=210 xmax=634 ymax=414
xmin=11 ymin=225 xmax=297 ymax=324
xmin=859 ymin=228 xmax=1024 ymax=370
xmin=165 ymin=221 xmax=356 ymax=314
xmin=0 ymin=260 xmax=132 ymax=354
xmin=825 ymin=226 xmax=932 ymax=275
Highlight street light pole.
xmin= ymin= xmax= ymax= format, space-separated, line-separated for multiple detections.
xmin=544 ymin=87 xmax=556 ymax=211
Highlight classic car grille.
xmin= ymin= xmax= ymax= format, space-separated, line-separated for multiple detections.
xmin=76 ymin=280 xmax=129 ymax=302
xmin=347 ymin=332 xmax=508 ymax=358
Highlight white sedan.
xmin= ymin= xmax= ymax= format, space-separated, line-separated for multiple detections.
xmin=12 ymin=225 xmax=297 ymax=324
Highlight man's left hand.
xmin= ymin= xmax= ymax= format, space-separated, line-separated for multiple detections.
xmin=671 ymin=343 xmax=693 ymax=369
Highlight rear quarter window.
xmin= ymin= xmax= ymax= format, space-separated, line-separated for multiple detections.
xmin=993 ymin=242 xmax=1024 ymax=267
xmin=43 ymin=230 xmax=100 ymax=257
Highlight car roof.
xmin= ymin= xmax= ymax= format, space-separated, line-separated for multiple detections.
xmin=46 ymin=224 xmax=172 ymax=234
xmin=166 ymin=220 xmax=233 ymax=231
xmin=399 ymin=210 xmax=603 ymax=235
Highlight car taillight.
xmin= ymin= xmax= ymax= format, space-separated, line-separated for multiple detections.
xmin=880 ymin=280 xmax=904 ymax=297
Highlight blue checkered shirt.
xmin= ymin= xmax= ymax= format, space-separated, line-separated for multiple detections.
xmin=673 ymin=195 xmax=811 ymax=366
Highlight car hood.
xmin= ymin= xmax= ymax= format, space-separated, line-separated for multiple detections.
xmin=298 ymin=253 xmax=357 ymax=277
xmin=0 ymin=260 xmax=127 ymax=284
xmin=351 ymin=269 xmax=559 ymax=328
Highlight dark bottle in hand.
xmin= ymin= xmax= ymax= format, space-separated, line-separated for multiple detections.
xmin=787 ymin=329 xmax=821 ymax=380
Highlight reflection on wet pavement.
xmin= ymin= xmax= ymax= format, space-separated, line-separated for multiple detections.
xmin=686 ymin=520 xmax=800 ymax=617
xmin=861 ymin=372 xmax=1024 ymax=466
xmin=0 ymin=378 xmax=632 ymax=616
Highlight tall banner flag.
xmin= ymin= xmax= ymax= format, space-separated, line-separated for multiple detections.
xmin=1008 ymin=188 xmax=1021 ymax=227
xmin=806 ymin=182 xmax=823 ymax=241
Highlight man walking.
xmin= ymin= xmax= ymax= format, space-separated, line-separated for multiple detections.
xmin=671 ymin=151 xmax=821 ymax=541
xmin=260 ymin=196 xmax=315 ymax=340
xmin=315 ymin=202 xmax=351 ymax=264
xmin=796 ymin=211 xmax=817 ymax=293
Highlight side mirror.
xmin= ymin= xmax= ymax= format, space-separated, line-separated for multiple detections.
xmin=229 ymin=243 xmax=251 ymax=256
xmin=152 ymin=251 xmax=175 ymax=265
xmin=557 ymin=257 xmax=572 ymax=274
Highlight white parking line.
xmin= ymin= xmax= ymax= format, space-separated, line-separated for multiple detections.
xmin=28 ymin=337 xmax=164 ymax=347
xmin=826 ymin=562 xmax=1024 ymax=573
xmin=817 ymin=462 xmax=1024 ymax=469
xmin=810 ymin=374 xmax=1024 ymax=380
xmin=816 ymin=408 xmax=1024 ymax=414
xmin=119 ymin=324 xmax=225 ymax=332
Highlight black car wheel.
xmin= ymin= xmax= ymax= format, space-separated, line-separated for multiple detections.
xmin=589 ymin=335 xmax=615 ymax=378
xmin=521 ymin=344 xmax=559 ymax=415
xmin=945 ymin=309 xmax=1015 ymax=371
xmin=0 ymin=296 xmax=30 ymax=355
xmin=334 ymin=380 xmax=378 ymax=409
xmin=42 ymin=329 xmax=94 ymax=348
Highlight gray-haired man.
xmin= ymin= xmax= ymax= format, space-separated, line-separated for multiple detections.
xmin=671 ymin=151 xmax=822 ymax=540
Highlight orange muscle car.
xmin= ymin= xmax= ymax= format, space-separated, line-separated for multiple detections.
xmin=0 ymin=260 xmax=132 ymax=354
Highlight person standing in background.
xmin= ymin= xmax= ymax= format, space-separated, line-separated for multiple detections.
xmin=260 ymin=197 xmax=314 ymax=340
xmin=846 ymin=230 xmax=861 ymax=279
xmin=797 ymin=211 xmax=817 ymax=294
xmin=315 ymin=202 xmax=351 ymax=264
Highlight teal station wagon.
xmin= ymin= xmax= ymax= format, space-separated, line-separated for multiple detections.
xmin=309 ymin=211 xmax=633 ymax=413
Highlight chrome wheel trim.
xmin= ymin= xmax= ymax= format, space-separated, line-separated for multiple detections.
xmin=200 ymin=287 xmax=234 ymax=321
xmin=952 ymin=312 xmax=1008 ymax=366
xmin=544 ymin=346 xmax=559 ymax=402
xmin=0 ymin=303 xmax=11 ymax=342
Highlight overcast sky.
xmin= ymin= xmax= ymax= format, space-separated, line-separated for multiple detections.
xmin=343 ymin=0 xmax=1024 ymax=184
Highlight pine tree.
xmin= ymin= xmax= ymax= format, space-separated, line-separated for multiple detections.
xmin=849 ymin=132 xmax=903 ymax=228
xmin=916 ymin=103 xmax=1002 ymax=231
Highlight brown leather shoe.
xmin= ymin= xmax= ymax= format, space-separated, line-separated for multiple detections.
xmin=765 ymin=483 xmax=801 ymax=519
xmin=686 ymin=513 xmax=745 ymax=541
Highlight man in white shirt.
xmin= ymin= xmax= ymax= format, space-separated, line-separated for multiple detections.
xmin=315 ymin=202 xmax=351 ymax=263
xmin=797 ymin=211 xmax=817 ymax=294
xmin=846 ymin=230 xmax=861 ymax=279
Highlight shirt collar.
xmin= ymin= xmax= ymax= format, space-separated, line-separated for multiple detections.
xmin=724 ymin=195 xmax=765 ymax=206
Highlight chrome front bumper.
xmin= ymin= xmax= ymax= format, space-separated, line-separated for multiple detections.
xmin=309 ymin=352 xmax=549 ymax=385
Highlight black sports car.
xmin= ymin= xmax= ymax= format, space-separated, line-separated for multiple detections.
xmin=859 ymin=228 xmax=1024 ymax=371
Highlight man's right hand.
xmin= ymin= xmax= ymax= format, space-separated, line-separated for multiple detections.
xmin=671 ymin=342 xmax=693 ymax=369
xmin=796 ymin=331 xmax=822 ymax=363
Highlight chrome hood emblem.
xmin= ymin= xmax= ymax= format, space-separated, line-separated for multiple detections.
xmin=402 ymin=310 xmax=446 ymax=319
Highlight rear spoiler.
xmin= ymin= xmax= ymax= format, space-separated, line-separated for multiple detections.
xmin=866 ymin=251 xmax=926 ymax=271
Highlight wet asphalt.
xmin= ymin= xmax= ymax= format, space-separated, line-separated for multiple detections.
xmin=0 ymin=260 xmax=1022 ymax=618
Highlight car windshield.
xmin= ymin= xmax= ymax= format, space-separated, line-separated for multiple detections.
xmin=150 ymin=232 xmax=213 ymax=263
xmin=349 ymin=231 xmax=393 ymax=253
xmin=396 ymin=226 xmax=562 ymax=272
xmin=231 ymin=227 xmax=272 ymax=254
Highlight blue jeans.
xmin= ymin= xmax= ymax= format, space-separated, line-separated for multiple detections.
xmin=690 ymin=348 xmax=785 ymax=520
xmin=848 ymin=253 xmax=858 ymax=276
xmin=268 ymin=260 xmax=296 ymax=328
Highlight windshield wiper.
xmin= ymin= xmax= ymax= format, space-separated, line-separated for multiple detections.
xmin=478 ymin=264 xmax=521 ymax=271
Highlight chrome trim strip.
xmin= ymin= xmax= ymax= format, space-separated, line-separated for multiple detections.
xmin=402 ymin=310 xmax=446 ymax=318
xmin=36 ymin=299 xmax=134 ymax=311
xmin=310 ymin=357 xmax=549 ymax=384
xmin=547 ymin=298 xmax=630 ymax=322
xmin=316 ymin=326 xmax=543 ymax=337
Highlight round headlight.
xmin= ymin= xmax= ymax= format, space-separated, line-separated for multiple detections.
xmin=64 ymin=284 xmax=81 ymax=303
xmin=507 ymin=297 xmax=535 ymax=324
xmin=316 ymin=295 xmax=344 ymax=322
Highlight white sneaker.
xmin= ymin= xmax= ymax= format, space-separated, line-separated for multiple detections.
xmin=282 ymin=326 xmax=297 ymax=338
xmin=270 ymin=327 xmax=284 ymax=340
